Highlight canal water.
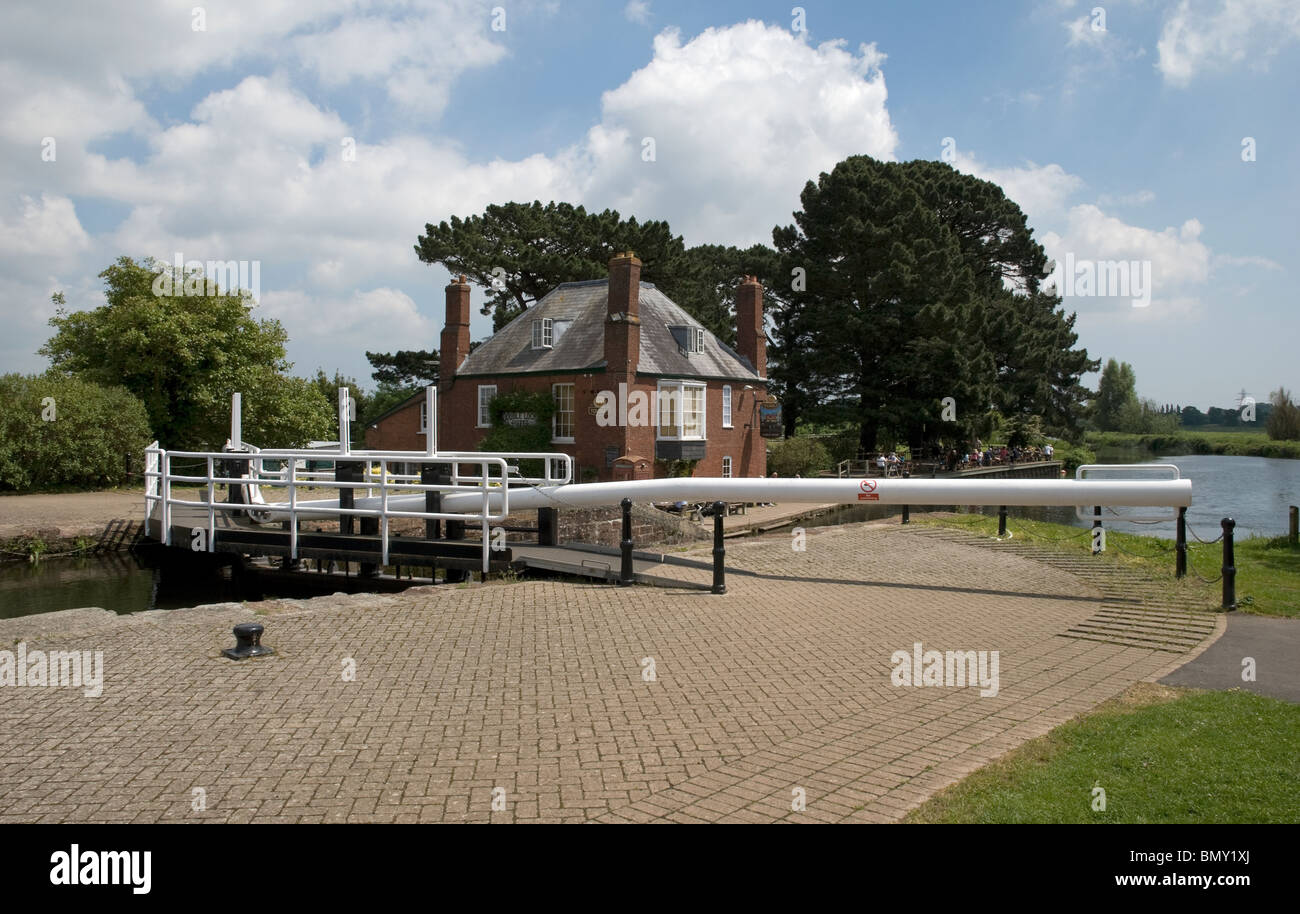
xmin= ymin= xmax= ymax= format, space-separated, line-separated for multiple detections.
xmin=0 ymin=548 xmax=247 ymax=620
xmin=3 ymin=453 xmax=1296 ymax=618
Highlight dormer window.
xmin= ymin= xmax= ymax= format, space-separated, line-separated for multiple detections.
xmin=532 ymin=318 xmax=553 ymax=350
xmin=669 ymin=325 xmax=706 ymax=354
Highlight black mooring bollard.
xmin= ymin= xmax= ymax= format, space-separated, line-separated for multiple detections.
xmin=1175 ymin=506 xmax=1187 ymax=579
xmin=998 ymin=505 xmax=1008 ymax=537
xmin=223 ymin=622 xmax=273 ymax=660
xmin=1221 ymin=517 xmax=1236 ymax=610
xmin=712 ymin=501 xmax=727 ymax=594
xmin=618 ymin=497 xmax=634 ymax=586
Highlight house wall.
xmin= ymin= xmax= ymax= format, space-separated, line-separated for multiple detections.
xmin=364 ymin=398 xmax=425 ymax=452
xmin=433 ymin=371 xmax=767 ymax=482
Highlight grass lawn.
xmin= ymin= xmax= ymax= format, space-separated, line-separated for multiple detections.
xmin=918 ymin=513 xmax=1300 ymax=619
xmin=906 ymin=684 xmax=1300 ymax=823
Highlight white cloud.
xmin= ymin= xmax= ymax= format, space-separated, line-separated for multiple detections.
xmin=573 ymin=23 xmax=898 ymax=245
xmin=1157 ymin=0 xmax=1300 ymax=85
xmin=0 ymin=194 xmax=90 ymax=262
xmin=951 ymin=151 xmax=1084 ymax=220
xmin=624 ymin=1 xmax=652 ymax=25
xmin=1064 ymin=13 xmax=1107 ymax=48
xmin=1041 ymin=205 xmax=1211 ymax=312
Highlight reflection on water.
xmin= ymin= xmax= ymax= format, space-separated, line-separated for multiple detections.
xmin=0 ymin=548 xmax=249 ymax=619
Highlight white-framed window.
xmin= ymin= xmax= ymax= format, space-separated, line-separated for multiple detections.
xmin=477 ymin=385 xmax=497 ymax=427
xmin=552 ymin=383 xmax=575 ymax=441
xmin=693 ymin=327 xmax=705 ymax=353
xmin=532 ymin=318 xmax=553 ymax=349
xmin=419 ymin=400 xmax=428 ymax=434
xmin=722 ymin=385 xmax=733 ymax=428
xmin=656 ymin=381 xmax=706 ymax=440
xmin=721 ymin=456 xmax=732 ymax=478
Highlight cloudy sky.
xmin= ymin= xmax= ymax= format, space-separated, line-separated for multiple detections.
xmin=2 ymin=0 xmax=1296 ymax=409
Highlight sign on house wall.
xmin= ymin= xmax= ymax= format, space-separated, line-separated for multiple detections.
xmin=759 ymin=398 xmax=783 ymax=438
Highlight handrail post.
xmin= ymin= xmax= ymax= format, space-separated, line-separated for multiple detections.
xmin=998 ymin=505 xmax=1007 ymax=538
xmin=712 ymin=501 xmax=727 ymax=594
xmin=1290 ymin=505 xmax=1298 ymax=547
xmin=1221 ymin=517 xmax=1236 ymax=610
xmin=1175 ymin=506 xmax=1187 ymax=579
xmin=1092 ymin=505 xmax=1103 ymax=554
xmin=618 ymin=497 xmax=634 ymax=586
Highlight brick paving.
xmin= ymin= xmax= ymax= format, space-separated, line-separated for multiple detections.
xmin=0 ymin=523 xmax=1217 ymax=823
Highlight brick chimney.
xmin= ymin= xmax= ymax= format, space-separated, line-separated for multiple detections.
xmin=604 ymin=252 xmax=642 ymax=376
xmin=440 ymin=274 xmax=471 ymax=390
xmin=736 ymin=275 xmax=766 ymax=378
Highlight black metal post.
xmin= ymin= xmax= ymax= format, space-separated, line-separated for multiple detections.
xmin=901 ymin=504 xmax=910 ymax=524
xmin=618 ymin=497 xmax=634 ymax=586
xmin=336 ymin=461 xmax=360 ymax=536
xmin=998 ymin=505 xmax=1008 ymax=537
xmin=1290 ymin=505 xmax=1298 ymax=546
xmin=712 ymin=501 xmax=727 ymax=594
xmin=1221 ymin=517 xmax=1236 ymax=610
xmin=438 ymin=464 xmax=468 ymax=583
xmin=1092 ymin=505 xmax=1102 ymax=554
xmin=538 ymin=507 xmax=559 ymax=547
xmin=1175 ymin=506 xmax=1187 ymax=579
xmin=422 ymin=464 xmax=441 ymax=583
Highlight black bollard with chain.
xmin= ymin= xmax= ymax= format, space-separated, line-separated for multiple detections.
xmin=1221 ymin=517 xmax=1236 ymax=610
xmin=1175 ymin=506 xmax=1187 ymax=579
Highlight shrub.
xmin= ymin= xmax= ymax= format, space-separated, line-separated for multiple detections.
xmin=0 ymin=373 xmax=152 ymax=491
xmin=767 ymin=437 xmax=831 ymax=477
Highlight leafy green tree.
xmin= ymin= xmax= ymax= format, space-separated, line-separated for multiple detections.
xmin=40 ymin=257 xmax=333 ymax=450
xmin=1267 ymin=388 xmax=1300 ymax=441
xmin=1093 ymin=359 xmax=1138 ymax=431
xmin=766 ymin=437 xmax=831 ymax=476
xmin=365 ymin=350 xmax=439 ymax=388
xmin=771 ymin=158 xmax=1095 ymax=447
xmin=311 ymin=369 xmax=369 ymax=444
xmin=0 ymin=373 xmax=151 ymax=491
xmin=772 ymin=156 xmax=990 ymax=454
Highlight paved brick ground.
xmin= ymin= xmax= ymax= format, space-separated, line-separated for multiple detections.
xmin=0 ymin=523 xmax=1216 ymax=823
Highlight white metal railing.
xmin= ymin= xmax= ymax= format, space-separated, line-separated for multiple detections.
xmin=1074 ymin=464 xmax=1182 ymax=523
xmin=144 ymin=445 xmax=572 ymax=573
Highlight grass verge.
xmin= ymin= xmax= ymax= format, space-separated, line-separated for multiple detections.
xmin=918 ymin=512 xmax=1300 ymax=619
xmin=1086 ymin=429 xmax=1300 ymax=460
xmin=906 ymin=683 xmax=1300 ymax=823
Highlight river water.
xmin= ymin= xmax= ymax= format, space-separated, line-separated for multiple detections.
xmin=790 ymin=453 xmax=1299 ymax=543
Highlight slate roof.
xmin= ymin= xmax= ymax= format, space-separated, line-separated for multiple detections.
xmin=454 ymin=279 xmax=764 ymax=382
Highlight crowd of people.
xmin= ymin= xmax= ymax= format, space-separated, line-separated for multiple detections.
xmin=944 ymin=440 xmax=1053 ymax=472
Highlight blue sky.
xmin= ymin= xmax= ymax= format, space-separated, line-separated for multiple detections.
xmin=1 ymin=0 xmax=1296 ymax=414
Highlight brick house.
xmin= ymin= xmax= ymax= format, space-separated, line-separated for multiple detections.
xmin=365 ymin=252 xmax=769 ymax=482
